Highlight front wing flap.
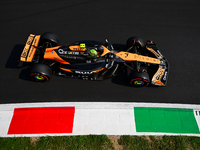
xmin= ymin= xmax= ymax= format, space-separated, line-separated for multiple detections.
xmin=146 ymin=43 xmax=169 ymax=86
xmin=151 ymin=63 xmax=169 ymax=86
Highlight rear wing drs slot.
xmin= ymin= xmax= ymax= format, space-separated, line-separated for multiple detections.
xmin=20 ymin=34 xmax=40 ymax=62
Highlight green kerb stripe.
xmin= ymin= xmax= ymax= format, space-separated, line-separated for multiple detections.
xmin=134 ymin=107 xmax=199 ymax=134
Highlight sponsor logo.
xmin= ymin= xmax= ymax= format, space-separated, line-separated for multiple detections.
xmin=27 ymin=40 xmax=32 ymax=45
xmin=98 ymin=59 xmax=106 ymax=63
xmin=58 ymin=49 xmax=79 ymax=55
xmin=72 ymin=48 xmax=80 ymax=51
xmin=86 ymin=60 xmax=92 ymax=63
xmin=28 ymin=47 xmax=34 ymax=57
xmin=157 ymin=50 xmax=163 ymax=58
xmin=83 ymin=77 xmax=89 ymax=80
xmin=58 ymin=72 xmax=66 ymax=76
xmin=71 ymin=51 xmax=79 ymax=55
xmin=146 ymin=47 xmax=162 ymax=59
xmin=75 ymin=71 xmax=92 ymax=74
xmin=163 ymin=71 xmax=167 ymax=81
xmin=155 ymin=69 xmax=165 ymax=81
xmin=26 ymin=37 xmax=33 ymax=45
xmin=21 ymin=48 xmax=29 ymax=58
xmin=58 ymin=49 xmax=66 ymax=54
xmin=32 ymin=38 xmax=37 ymax=46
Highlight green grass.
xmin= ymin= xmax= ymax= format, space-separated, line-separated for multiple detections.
xmin=0 ymin=135 xmax=200 ymax=150
xmin=0 ymin=135 xmax=113 ymax=150
xmin=118 ymin=135 xmax=200 ymax=150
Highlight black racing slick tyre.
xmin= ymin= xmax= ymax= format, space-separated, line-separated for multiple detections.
xmin=126 ymin=36 xmax=144 ymax=53
xmin=126 ymin=36 xmax=144 ymax=47
xmin=130 ymin=71 xmax=150 ymax=87
xmin=40 ymin=32 xmax=59 ymax=47
xmin=30 ymin=64 xmax=52 ymax=82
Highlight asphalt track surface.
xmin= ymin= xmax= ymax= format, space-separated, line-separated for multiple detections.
xmin=1 ymin=0 xmax=200 ymax=104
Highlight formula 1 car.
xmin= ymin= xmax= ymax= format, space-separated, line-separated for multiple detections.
xmin=20 ymin=32 xmax=169 ymax=87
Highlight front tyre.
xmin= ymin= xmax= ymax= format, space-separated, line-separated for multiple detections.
xmin=30 ymin=64 xmax=52 ymax=82
xmin=40 ymin=32 xmax=59 ymax=47
xmin=126 ymin=36 xmax=144 ymax=54
xmin=130 ymin=71 xmax=150 ymax=87
xmin=126 ymin=36 xmax=144 ymax=47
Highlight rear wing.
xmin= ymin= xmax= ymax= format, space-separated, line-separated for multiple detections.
xmin=20 ymin=34 xmax=41 ymax=62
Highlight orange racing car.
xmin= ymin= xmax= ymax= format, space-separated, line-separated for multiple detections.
xmin=20 ymin=32 xmax=169 ymax=87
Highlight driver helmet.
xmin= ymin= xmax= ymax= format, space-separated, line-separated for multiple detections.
xmin=88 ymin=49 xmax=98 ymax=57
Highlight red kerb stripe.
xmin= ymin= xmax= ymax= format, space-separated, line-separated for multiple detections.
xmin=7 ymin=107 xmax=75 ymax=134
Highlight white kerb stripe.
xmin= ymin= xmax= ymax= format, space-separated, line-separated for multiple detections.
xmin=0 ymin=110 xmax=14 ymax=137
xmin=73 ymin=108 xmax=136 ymax=135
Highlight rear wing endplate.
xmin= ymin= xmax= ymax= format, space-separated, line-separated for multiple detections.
xmin=20 ymin=34 xmax=40 ymax=62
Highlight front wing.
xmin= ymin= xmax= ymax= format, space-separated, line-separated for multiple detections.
xmin=146 ymin=44 xmax=169 ymax=86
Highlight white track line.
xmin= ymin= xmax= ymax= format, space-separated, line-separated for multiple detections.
xmin=1 ymin=102 xmax=200 ymax=110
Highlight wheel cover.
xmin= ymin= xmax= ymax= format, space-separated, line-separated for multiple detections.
xmin=134 ymin=80 xmax=145 ymax=86
xmin=30 ymin=73 xmax=49 ymax=82
xmin=130 ymin=78 xmax=149 ymax=87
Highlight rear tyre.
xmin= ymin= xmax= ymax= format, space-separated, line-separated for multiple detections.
xmin=30 ymin=64 xmax=52 ymax=82
xmin=130 ymin=71 xmax=150 ymax=87
xmin=40 ymin=32 xmax=59 ymax=47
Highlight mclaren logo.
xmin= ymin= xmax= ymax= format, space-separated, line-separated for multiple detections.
xmin=75 ymin=71 xmax=92 ymax=74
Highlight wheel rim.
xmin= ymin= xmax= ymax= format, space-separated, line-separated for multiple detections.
xmin=134 ymin=80 xmax=145 ymax=86
xmin=30 ymin=73 xmax=49 ymax=82
xmin=34 ymin=75 xmax=45 ymax=81
xmin=130 ymin=78 xmax=149 ymax=87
